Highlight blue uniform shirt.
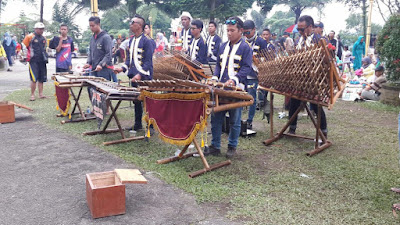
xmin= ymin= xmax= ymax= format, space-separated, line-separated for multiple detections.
xmin=181 ymin=28 xmax=192 ymax=50
xmin=188 ymin=36 xmax=208 ymax=64
xmin=212 ymin=38 xmax=253 ymax=89
xmin=206 ymin=34 xmax=222 ymax=62
xmin=122 ymin=33 xmax=153 ymax=80
xmin=246 ymin=36 xmax=267 ymax=79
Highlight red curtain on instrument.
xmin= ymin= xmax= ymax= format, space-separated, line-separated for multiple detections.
xmin=54 ymin=82 xmax=71 ymax=116
xmin=142 ymin=91 xmax=208 ymax=146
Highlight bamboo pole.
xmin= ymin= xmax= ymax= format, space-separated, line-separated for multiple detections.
xmin=365 ymin=0 xmax=374 ymax=55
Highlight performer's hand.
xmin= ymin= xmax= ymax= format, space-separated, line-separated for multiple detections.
xmin=225 ymin=79 xmax=236 ymax=86
xmin=114 ymin=67 xmax=123 ymax=73
xmin=131 ymin=74 xmax=142 ymax=82
xmin=83 ymin=64 xmax=90 ymax=69
xmin=95 ymin=65 xmax=102 ymax=72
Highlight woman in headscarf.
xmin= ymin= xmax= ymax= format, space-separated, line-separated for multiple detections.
xmin=2 ymin=32 xmax=15 ymax=71
xmin=361 ymin=56 xmax=375 ymax=79
xmin=352 ymin=36 xmax=365 ymax=70
xmin=155 ymin=32 xmax=165 ymax=57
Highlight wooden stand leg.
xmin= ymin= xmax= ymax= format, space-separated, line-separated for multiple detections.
xmin=60 ymin=86 xmax=96 ymax=124
xmin=264 ymin=101 xmax=332 ymax=156
xmin=269 ymin=93 xmax=274 ymax=139
xmin=263 ymin=101 xmax=306 ymax=146
xmin=188 ymin=139 xmax=231 ymax=178
xmin=82 ymin=100 xmax=144 ymax=145
xmin=156 ymin=145 xmax=193 ymax=164
xmin=70 ymin=87 xmax=86 ymax=120
xmin=156 ymin=140 xmax=231 ymax=178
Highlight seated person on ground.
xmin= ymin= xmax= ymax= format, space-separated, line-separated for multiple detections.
xmin=359 ymin=57 xmax=376 ymax=79
xmin=359 ymin=66 xmax=386 ymax=101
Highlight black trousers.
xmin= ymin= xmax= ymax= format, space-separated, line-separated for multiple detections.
xmin=288 ymin=98 xmax=327 ymax=132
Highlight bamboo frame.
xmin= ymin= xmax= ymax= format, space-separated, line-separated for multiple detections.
xmin=156 ymin=139 xmax=231 ymax=178
xmin=263 ymin=93 xmax=332 ymax=156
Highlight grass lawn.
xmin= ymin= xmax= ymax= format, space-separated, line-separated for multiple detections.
xmin=5 ymin=83 xmax=400 ymax=224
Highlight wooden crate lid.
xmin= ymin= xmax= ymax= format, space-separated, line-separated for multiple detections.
xmin=114 ymin=169 xmax=147 ymax=184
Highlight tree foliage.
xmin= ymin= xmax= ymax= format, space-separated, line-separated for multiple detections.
xmin=137 ymin=4 xmax=172 ymax=37
xmin=48 ymin=1 xmax=81 ymax=45
xmin=101 ymin=5 xmax=130 ymax=32
xmin=150 ymin=0 xmax=254 ymax=21
xmin=338 ymin=13 xmax=382 ymax=47
xmin=250 ymin=10 xmax=265 ymax=33
xmin=376 ymin=14 xmax=400 ymax=82
xmin=257 ymin=0 xmax=331 ymax=24
xmin=263 ymin=11 xmax=295 ymax=35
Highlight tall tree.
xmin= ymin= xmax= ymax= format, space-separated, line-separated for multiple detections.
xmin=101 ymin=5 xmax=130 ymax=32
xmin=257 ymin=0 xmax=331 ymax=24
xmin=49 ymin=1 xmax=81 ymax=44
xmin=136 ymin=4 xmax=172 ymax=36
xmin=150 ymin=0 xmax=254 ymax=22
xmin=250 ymin=10 xmax=265 ymax=32
xmin=263 ymin=11 xmax=295 ymax=35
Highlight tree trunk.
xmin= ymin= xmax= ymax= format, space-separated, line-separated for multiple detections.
xmin=210 ymin=0 xmax=216 ymax=21
xmin=40 ymin=0 xmax=44 ymax=22
xmin=293 ymin=7 xmax=302 ymax=24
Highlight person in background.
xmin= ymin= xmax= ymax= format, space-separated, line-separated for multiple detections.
xmin=180 ymin=11 xmax=192 ymax=51
xmin=328 ymin=30 xmax=343 ymax=59
xmin=341 ymin=46 xmax=352 ymax=73
xmin=49 ymin=24 xmax=74 ymax=72
xmin=360 ymin=57 xmax=375 ymax=79
xmin=283 ymin=31 xmax=294 ymax=51
xmin=0 ymin=42 xmax=8 ymax=70
xmin=357 ymin=66 xmax=386 ymax=101
xmin=206 ymin=21 xmax=221 ymax=63
xmin=110 ymin=35 xmax=116 ymax=50
xmin=144 ymin=23 xmax=156 ymax=51
xmin=352 ymin=36 xmax=365 ymax=70
xmin=261 ymin=28 xmax=276 ymax=51
xmin=3 ymin=32 xmax=15 ymax=71
xmin=112 ymin=38 xmax=121 ymax=64
xmin=188 ymin=19 xmax=208 ymax=64
xmin=22 ymin=22 xmax=48 ymax=101
xmin=119 ymin=35 xmax=129 ymax=62
xmin=155 ymin=32 xmax=166 ymax=57
xmin=243 ymin=20 xmax=267 ymax=129
xmin=313 ymin=21 xmax=325 ymax=37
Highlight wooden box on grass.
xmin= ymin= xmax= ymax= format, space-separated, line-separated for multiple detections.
xmin=0 ymin=101 xmax=15 ymax=123
xmin=86 ymin=169 xmax=147 ymax=219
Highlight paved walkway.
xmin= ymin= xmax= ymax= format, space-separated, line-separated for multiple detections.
xmin=0 ymin=59 xmax=235 ymax=224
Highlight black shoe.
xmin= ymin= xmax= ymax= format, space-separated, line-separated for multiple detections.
xmin=288 ymin=128 xmax=296 ymax=135
xmin=133 ymin=123 xmax=143 ymax=131
xmin=247 ymin=122 xmax=252 ymax=130
xmin=204 ymin=145 xmax=221 ymax=156
xmin=226 ymin=146 xmax=237 ymax=158
xmin=322 ymin=131 xmax=328 ymax=139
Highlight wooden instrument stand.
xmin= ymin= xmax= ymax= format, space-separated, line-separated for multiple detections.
xmin=263 ymin=92 xmax=332 ymax=156
xmin=157 ymin=139 xmax=231 ymax=178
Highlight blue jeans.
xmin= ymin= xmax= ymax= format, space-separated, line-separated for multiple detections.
xmin=246 ymin=79 xmax=258 ymax=124
xmin=211 ymin=107 xmax=242 ymax=149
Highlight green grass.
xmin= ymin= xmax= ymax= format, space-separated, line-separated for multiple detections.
xmin=5 ymin=84 xmax=400 ymax=224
